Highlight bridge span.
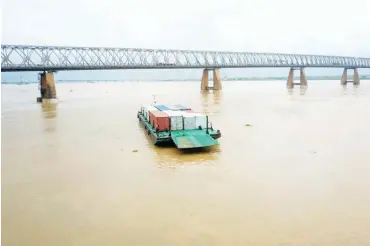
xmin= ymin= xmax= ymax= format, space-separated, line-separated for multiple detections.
xmin=2 ymin=44 xmax=370 ymax=101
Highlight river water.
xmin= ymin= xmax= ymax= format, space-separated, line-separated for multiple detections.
xmin=2 ymin=80 xmax=370 ymax=246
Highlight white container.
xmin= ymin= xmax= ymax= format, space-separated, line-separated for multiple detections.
xmin=141 ymin=104 xmax=149 ymax=120
xmin=147 ymin=105 xmax=158 ymax=112
xmin=167 ymin=104 xmax=191 ymax=111
xmin=186 ymin=112 xmax=207 ymax=129
xmin=140 ymin=104 xmax=147 ymax=113
xmin=182 ymin=113 xmax=197 ymax=130
xmin=196 ymin=115 xmax=208 ymax=129
xmin=162 ymin=110 xmax=183 ymax=130
xmin=142 ymin=105 xmax=158 ymax=121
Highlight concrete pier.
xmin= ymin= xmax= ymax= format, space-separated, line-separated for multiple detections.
xmin=287 ymin=68 xmax=295 ymax=89
xmin=37 ymin=71 xmax=57 ymax=102
xmin=340 ymin=68 xmax=360 ymax=86
xmin=354 ymin=68 xmax=360 ymax=85
xmin=201 ymin=69 xmax=209 ymax=91
xmin=300 ymin=68 xmax=308 ymax=86
xmin=201 ymin=68 xmax=222 ymax=91
xmin=287 ymin=67 xmax=307 ymax=88
xmin=340 ymin=68 xmax=348 ymax=85
xmin=213 ymin=69 xmax=222 ymax=90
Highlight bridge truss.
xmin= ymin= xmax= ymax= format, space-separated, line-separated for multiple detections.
xmin=2 ymin=44 xmax=370 ymax=72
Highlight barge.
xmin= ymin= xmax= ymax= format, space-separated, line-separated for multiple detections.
xmin=137 ymin=104 xmax=221 ymax=149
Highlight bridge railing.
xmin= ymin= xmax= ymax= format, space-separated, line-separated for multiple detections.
xmin=1 ymin=45 xmax=370 ymax=71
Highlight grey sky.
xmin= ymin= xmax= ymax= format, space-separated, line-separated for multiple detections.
xmin=3 ymin=0 xmax=370 ymax=56
xmin=2 ymin=0 xmax=370 ymax=81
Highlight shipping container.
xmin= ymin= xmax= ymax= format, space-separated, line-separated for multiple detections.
xmin=182 ymin=113 xmax=197 ymax=130
xmin=154 ymin=105 xmax=170 ymax=111
xmin=137 ymin=104 xmax=221 ymax=149
xmin=167 ymin=104 xmax=191 ymax=111
xmin=141 ymin=104 xmax=149 ymax=119
xmin=195 ymin=114 xmax=208 ymax=129
xmin=185 ymin=112 xmax=208 ymax=129
xmin=184 ymin=109 xmax=194 ymax=113
xmin=162 ymin=110 xmax=184 ymax=130
xmin=149 ymin=110 xmax=170 ymax=131
xmin=142 ymin=105 xmax=158 ymax=121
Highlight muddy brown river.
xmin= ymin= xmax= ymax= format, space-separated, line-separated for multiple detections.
xmin=2 ymin=80 xmax=370 ymax=246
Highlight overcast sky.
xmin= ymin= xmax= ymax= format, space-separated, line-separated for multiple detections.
xmin=3 ymin=0 xmax=370 ymax=56
xmin=2 ymin=0 xmax=370 ymax=81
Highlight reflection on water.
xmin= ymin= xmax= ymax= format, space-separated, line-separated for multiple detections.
xmin=342 ymin=84 xmax=348 ymax=95
xmin=200 ymin=91 xmax=209 ymax=113
xmin=40 ymin=99 xmax=58 ymax=133
xmin=300 ymin=86 xmax=307 ymax=95
xmin=342 ymin=84 xmax=361 ymax=96
xmin=153 ymin=146 xmax=220 ymax=168
xmin=138 ymin=118 xmax=220 ymax=168
xmin=152 ymin=127 xmax=221 ymax=166
xmin=41 ymin=99 xmax=58 ymax=119
xmin=212 ymin=90 xmax=222 ymax=105
xmin=287 ymin=86 xmax=307 ymax=96
xmin=200 ymin=90 xmax=222 ymax=115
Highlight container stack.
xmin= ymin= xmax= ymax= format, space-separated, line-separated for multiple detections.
xmin=166 ymin=104 xmax=192 ymax=111
xmin=141 ymin=105 xmax=158 ymax=121
xmin=183 ymin=112 xmax=207 ymax=129
xmin=154 ymin=105 xmax=170 ymax=111
xmin=162 ymin=110 xmax=184 ymax=130
xmin=149 ymin=110 xmax=169 ymax=131
xmin=141 ymin=104 xmax=209 ymax=131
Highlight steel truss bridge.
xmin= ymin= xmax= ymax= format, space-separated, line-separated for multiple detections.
xmin=1 ymin=44 xmax=370 ymax=72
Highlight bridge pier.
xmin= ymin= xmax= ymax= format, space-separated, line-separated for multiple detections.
xmin=340 ymin=68 xmax=347 ymax=85
xmin=37 ymin=71 xmax=57 ymax=103
xmin=354 ymin=68 xmax=360 ymax=85
xmin=341 ymin=68 xmax=360 ymax=86
xmin=287 ymin=67 xmax=308 ymax=88
xmin=201 ymin=68 xmax=222 ymax=91
xmin=201 ymin=69 xmax=209 ymax=90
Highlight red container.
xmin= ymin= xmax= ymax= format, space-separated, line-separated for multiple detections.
xmin=184 ymin=109 xmax=193 ymax=113
xmin=149 ymin=110 xmax=170 ymax=131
